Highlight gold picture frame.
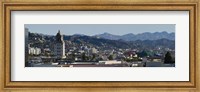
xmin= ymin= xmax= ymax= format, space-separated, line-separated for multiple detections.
xmin=0 ymin=0 xmax=199 ymax=92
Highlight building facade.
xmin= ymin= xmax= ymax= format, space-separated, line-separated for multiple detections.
xmin=54 ymin=30 xmax=66 ymax=59
xmin=29 ymin=47 xmax=41 ymax=55
xmin=90 ymin=47 xmax=98 ymax=54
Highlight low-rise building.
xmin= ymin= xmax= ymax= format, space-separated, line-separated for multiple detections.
xmin=90 ymin=47 xmax=98 ymax=54
xmin=147 ymin=57 xmax=163 ymax=62
xmin=29 ymin=47 xmax=41 ymax=55
xmin=99 ymin=60 xmax=122 ymax=65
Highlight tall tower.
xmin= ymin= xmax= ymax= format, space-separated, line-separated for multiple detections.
xmin=54 ymin=30 xmax=66 ymax=59
xmin=25 ymin=28 xmax=29 ymax=66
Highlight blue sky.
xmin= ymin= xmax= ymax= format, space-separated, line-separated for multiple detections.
xmin=25 ymin=24 xmax=175 ymax=36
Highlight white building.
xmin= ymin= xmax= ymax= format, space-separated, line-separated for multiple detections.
xmin=99 ymin=60 xmax=122 ymax=65
xmin=29 ymin=47 xmax=41 ymax=55
xmin=54 ymin=30 xmax=66 ymax=59
xmin=90 ymin=47 xmax=98 ymax=54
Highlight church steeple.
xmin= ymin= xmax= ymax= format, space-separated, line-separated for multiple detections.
xmin=56 ymin=30 xmax=64 ymax=43
xmin=54 ymin=30 xmax=66 ymax=59
xmin=58 ymin=30 xmax=60 ymax=34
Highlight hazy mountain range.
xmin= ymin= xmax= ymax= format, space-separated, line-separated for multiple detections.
xmin=62 ymin=35 xmax=175 ymax=50
xmin=94 ymin=31 xmax=175 ymax=41
xmin=28 ymin=31 xmax=175 ymax=50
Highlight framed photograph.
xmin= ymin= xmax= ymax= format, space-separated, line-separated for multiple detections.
xmin=25 ymin=24 xmax=176 ymax=67
xmin=0 ymin=0 xmax=199 ymax=92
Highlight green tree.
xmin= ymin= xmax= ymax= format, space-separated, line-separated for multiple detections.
xmin=164 ymin=52 xmax=174 ymax=64
xmin=72 ymin=53 xmax=75 ymax=60
xmin=108 ymin=55 xmax=113 ymax=60
xmin=81 ymin=53 xmax=86 ymax=61
xmin=138 ymin=50 xmax=148 ymax=57
xmin=92 ymin=54 xmax=96 ymax=60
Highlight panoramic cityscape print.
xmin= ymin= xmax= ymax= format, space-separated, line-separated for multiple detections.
xmin=25 ymin=24 xmax=175 ymax=67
